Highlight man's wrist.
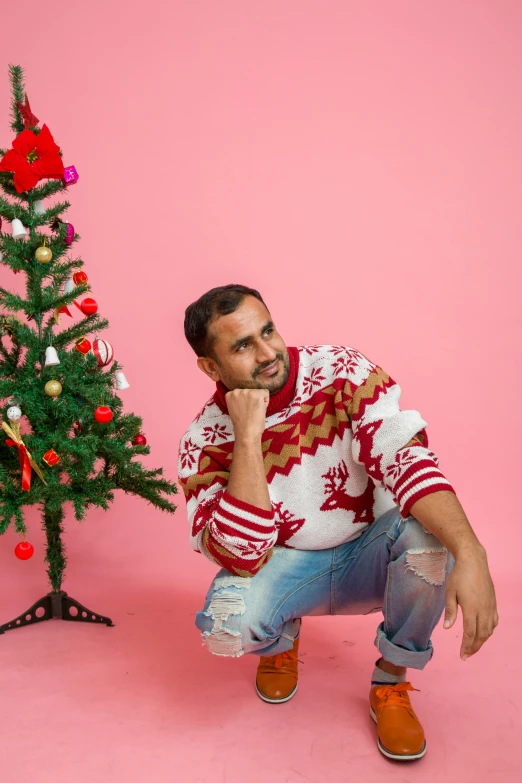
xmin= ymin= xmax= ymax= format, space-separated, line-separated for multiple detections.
xmin=454 ymin=537 xmax=487 ymax=562
xmin=234 ymin=431 xmax=263 ymax=448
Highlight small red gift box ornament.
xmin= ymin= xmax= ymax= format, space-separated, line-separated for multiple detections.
xmin=75 ymin=336 xmax=91 ymax=354
xmin=42 ymin=449 xmax=60 ymax=467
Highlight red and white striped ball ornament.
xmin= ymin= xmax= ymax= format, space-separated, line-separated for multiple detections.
xmin=92 ymin=337 xmax=114 ymax=367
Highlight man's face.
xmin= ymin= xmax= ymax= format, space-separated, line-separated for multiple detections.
xmin=196 ymin=296 xmax=290 ymax=394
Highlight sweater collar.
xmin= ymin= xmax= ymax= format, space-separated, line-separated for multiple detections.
xmin=213 ymin=346 xmax=300 ymax=417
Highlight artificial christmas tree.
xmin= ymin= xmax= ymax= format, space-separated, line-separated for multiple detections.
xmin=0 ymin=65 xmax=178 ymax=634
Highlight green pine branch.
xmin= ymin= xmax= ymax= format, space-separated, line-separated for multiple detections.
xmin=0 ymin=177 xmax=67 ymax=204
xmin=47 ymin=258 xmax=83 ymax=281
xmin=36 ymin=201 xmax=72 ymax=226
xmin=48 ymin=315 xmax=110 ymax=349
xmin=0 ymin=497 xmax=28 ymax=536
xmin=0 ymin=199 xmax=72 ymax=229
xmin=8 ymin=64 xmax=25 ymax=134
xmin=0 ymin=318 xmax=40 ymax=352
xmin=0 ymin=172 xmax=24 ymax=201
xmin=39 ymin=285 xmax=87 ymax=314
xmin=0 ymin=338 xmax=22 ymax=370
xmin=0 ymin=195 xmax=25 ymax=222
xmin=24 ymin=180 xmax=68 ymax=202
xmin=0 ymin=287 xmax=32 ymax=315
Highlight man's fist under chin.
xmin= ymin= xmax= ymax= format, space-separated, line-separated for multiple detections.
xmin=225 ymin=388 xmax=270 ymax=440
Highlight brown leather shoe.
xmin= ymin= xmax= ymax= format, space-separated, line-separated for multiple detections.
xmin=255 ymin=636 xmax=300 ymax=704
xmin=370 ymin=683 xmax=427 ymax=761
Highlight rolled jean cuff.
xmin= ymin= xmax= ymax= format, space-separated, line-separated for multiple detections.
xmin=249 ymin=618 xmax=301 ymax=657
xmin=374 ymin=624 xmax=434 ymax=670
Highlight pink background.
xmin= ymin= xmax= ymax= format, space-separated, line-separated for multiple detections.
xmin=1 ymin=2 xmax=521 ymax=781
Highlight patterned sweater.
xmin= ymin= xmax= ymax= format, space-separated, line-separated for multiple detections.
xmin=177 ymin=345 xmax=455 ymax=577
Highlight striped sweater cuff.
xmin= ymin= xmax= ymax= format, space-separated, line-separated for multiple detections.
xmin=221 ymin=490 xmax=275 ymax=521
xmin=391 ymin=459 xmax=455 ymax=517
xmin=208 ymin=490 xmax=277 ymax=558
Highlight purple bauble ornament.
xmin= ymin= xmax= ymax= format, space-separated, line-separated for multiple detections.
xmin=63 ymin=166 xmax=79 ymax=186
xmin=65 ymin=222 xmax=75 ymax=246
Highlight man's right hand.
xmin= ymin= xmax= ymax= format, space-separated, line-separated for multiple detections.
xmin=225 ymin=388 xmax=269 ymax=440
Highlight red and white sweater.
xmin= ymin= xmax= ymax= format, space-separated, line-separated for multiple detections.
xmin=177 ymin=345 xmax=455 ymax=577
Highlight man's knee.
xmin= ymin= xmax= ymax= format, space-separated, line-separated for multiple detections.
xmin=195 ymin=574 xmax=254 ymax=658
xmin=396 ymin=515 xmax=454 ymax=587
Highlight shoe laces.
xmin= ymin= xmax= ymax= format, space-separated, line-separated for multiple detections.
xmin=272 ymin=649 xmax=303 ymax=669
xmin=374 ymin=682 xmax=419 ymax=709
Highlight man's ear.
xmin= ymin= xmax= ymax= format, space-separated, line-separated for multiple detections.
xmin=197 ymin=356 xmax=220 ymax=382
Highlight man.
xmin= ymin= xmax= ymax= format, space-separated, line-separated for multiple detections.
xmin=178 ymin=284 xmax=497 ymax=762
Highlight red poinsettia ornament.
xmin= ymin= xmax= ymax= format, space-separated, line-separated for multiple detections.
xmin=0 ymin=124 xmax=64 ymax=193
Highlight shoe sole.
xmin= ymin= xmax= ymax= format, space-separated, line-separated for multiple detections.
xmin=370 ymin=707 xmax=427 ymax=761
xmin=255 ymin=682 xmax=298 ymax=704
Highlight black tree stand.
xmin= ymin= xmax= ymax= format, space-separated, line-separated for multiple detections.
xmin=0 ymin=590 xmax=113 ymax=634
xmin=1 ymin=505 xmax=114 ymax=635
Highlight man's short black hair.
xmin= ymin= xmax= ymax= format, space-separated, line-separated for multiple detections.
xmin=184 ymin=284 xmax=268 ymax=359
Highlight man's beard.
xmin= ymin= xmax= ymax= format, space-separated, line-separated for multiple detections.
xmin=222 ymin=352 xmax=290 ymax=394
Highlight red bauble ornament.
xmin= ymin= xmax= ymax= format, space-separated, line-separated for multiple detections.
xmin=75 ymin=336 xmax=91 ymax=354
xmin=73 ymin=270 xmax=88 ymax=286
xmin=15 ymin=541 xmax=34 ymax=560
xmin=94 ymin=405 xmax=113 ymax=423
xmin=80 ymin=297 xmax=98 ymax=315
xmin=132 ymin=433 xmax=147 ymax=446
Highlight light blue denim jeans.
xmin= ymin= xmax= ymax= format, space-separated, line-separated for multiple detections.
xmin=195 ymin=506 xmax=455 ymax=669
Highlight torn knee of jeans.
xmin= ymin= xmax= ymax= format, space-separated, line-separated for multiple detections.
xmin=201 ymin=579 xmax=251 ymax=657
xmin=202 ymin=626 xmax=244 ymax=657
xmin=405 ymin=547 xmax=448 ymax=586
xmin=204 ymin=586 xmax=248 ymax=620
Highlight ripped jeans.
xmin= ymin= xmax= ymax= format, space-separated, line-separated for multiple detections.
xmin=195 ymin=506 xmax=455 ymax=670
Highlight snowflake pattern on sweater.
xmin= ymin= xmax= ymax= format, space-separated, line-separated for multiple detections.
xmin=177 ymin=345 xmax=455 ymax=577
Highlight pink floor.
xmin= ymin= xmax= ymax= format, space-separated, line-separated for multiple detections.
xmin=1 ymin=507 xmax=520 ymax=783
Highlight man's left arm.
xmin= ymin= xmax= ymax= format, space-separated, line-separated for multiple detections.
xmin=408 ymin=489 xmax=498 ymax=661
xmin=347 ymin=356 xmax=498 ymax=662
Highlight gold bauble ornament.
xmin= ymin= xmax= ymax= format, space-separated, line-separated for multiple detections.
xmin=35 ymin=237 xmax=52 ymax=264
xmin=44 ymin=380 xmax=62 ymax=397
xmin=35 ymin=246 xmax=52 ymax=263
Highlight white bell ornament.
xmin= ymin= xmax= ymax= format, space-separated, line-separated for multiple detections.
xmin=11 ymin=219 xmax=27 ymax=239
xmin=44 ymin=346 xmax=60 ymax=367
xmin=115 ymin=371 xmax=130 ymax=390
